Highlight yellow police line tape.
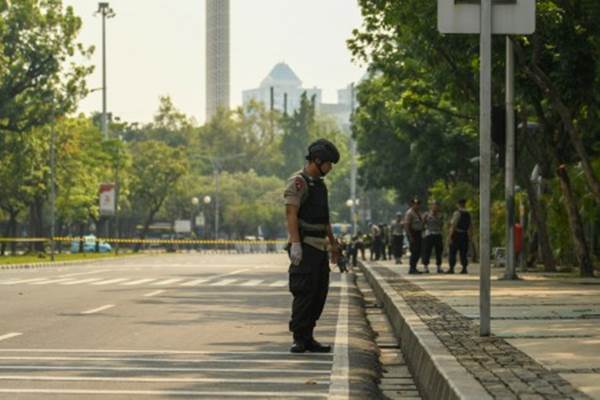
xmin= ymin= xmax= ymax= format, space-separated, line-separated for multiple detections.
xmin=0 ymin=237 xmax=287 ymax=245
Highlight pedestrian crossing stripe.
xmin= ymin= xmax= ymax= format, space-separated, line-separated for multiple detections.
xmin=0 ymin=277 xmax=342 ymax=288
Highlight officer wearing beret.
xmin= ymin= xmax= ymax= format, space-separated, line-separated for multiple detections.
xmin=283 ymin=138 xmax=340 ymax=353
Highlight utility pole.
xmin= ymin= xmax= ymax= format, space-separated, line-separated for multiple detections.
xmin=96 ymin=2 xmax=115 ymax=140
xmin=191 ymin=153 xmax=245 ymax=240
xmin=350 ymin=83 xmax=358 ymax=235
xmin=479 ymin=0 xmax=493 ymax=337
xmin=214 ymin=161 xmax=220 ymax=240
xmin=114 ymin=135 xmax=122 ymax=254
xmin=504 ymin=37 xmax=518 ymax=280
xmin=49 ymin=104 xmax=56 ymax=262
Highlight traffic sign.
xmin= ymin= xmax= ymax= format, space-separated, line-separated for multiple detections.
xmin=438 ymin=0 xmax=535 ymax=34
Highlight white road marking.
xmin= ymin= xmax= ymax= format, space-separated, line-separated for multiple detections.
xmin=0 ymin=375 xmax=330 ymax=384
xmin=220 ymin=268 xmax=251 ymax=277
xmin=0 ymin=333 xmax=21 ymax=342
xmin=0 ymin=365 xmax=327 ymax=374
xmin=0 ymin=278 xmax=47 ymax=285
xmin=180 ymin=268 xmax=251 ymax=286
xmin=121 ymin=278 xmax=156 ymax=286
xmin=57 ymin=269 xmax=109 ymax=278
xmin=0 ymin=356 xmax=332 ymax=365
xmin=0 ymin=389 xmax=327 ymax=398
xmin=91 ymin=278 xmax=129 ymax=285
xmin=60 ymin=278 xmax=103 ymax=285
xmin=81 ymin=304 xmax=115 ymax=315
xmin=241 ymin=279 xmax=263 ymax=286
xmin=328 ymin=274 xmax=350 ymax=399
xmin=0 ymin=349 xmax=332 ymax=356
xmin=210 ymin=278 xmax=238 ymax=286
xmin=151 ymin=278 xmax=183 ymax=286
xmin=144 ymin=290 xmax=165 ymax=297
xmin=180 ymin=278 xmax=211 ymax=286
xmin=30 ymin=278 xmax=75 ymax=285
xmin=269 ymin=280 xmax=287 ymax=287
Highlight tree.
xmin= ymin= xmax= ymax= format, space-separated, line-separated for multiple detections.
xmin=0 ymin=0 xmax=93 ymax=135
xmin=281 ymin=92 xmax=316 ymax=178
xmin=129 ymin=140 xmax=187 ymax=250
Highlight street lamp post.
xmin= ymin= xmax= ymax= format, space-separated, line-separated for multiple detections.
xmin=49 ymin=104 xmax=56 ymax=262
xmin=349 ymin=83 xmax=358 ymax=236
xmin=95 ymin=2 xmax=115 ymax=140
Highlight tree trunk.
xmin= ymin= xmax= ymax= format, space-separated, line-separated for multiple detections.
xmin=9 ymin=212 xmax=18 ymax=255
xmin=523 ymin=177 xmax=556 ymax=272
xmin=512 ymin=39 xmax=600 ymax=207
xmin=1 ymin=217 xmax=10 ymax=256
xmin=79 ymin=223 xmax=85 ymax=253
xmin=556 ymin=165 xmax=594 ymax=277
xmin=28 ymin=198 xmax=45 ymax=253
xmin=134 ymin=208 xmax=159 ymax=253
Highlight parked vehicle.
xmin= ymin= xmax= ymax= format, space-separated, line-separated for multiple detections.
xmin=70 ymin=235 xmax=112 ymax=253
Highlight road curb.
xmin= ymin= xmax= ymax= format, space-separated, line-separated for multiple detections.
xmin=359 ymin=261 xmax=492 ymax=400
xmin=329 ymin=271 xmax=382 ymax=399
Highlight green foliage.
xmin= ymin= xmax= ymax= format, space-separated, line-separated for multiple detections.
xmin=281 ymin=92 xmax=316 ymax=178
xmin=0 ymin=0 xmax=93 ymax=134
xmin=349 ymin=0 xmax=600 ymax=271
xmin=129 ymin=140 xmax=188 ymax=228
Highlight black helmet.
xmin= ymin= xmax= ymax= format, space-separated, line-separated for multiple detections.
xmin=306 ymin=139 xmax=340 ymax=164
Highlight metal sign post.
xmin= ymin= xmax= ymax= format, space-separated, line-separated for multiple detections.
xmin=479 ymin=0 xmax=492 ymax=337
xmin=504 ymin=37 xmax=517 ymax=280
xmin=438 ymin=0 xmax=535 ymax=336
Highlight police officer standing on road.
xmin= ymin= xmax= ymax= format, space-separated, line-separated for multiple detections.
xmin=404 ymin=198 xmax=424 ymax=274
xmin=422 ymin=200 xmax=444 ymax=273
xmin=448 ymin=199 xmax=473 ymax=274
xmin=391 ymin=212 xmax=405 ymax=265
xmin=283 ymin=138 xmax=340 ymax=353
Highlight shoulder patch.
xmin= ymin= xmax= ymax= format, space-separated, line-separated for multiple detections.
xmin=294 ymin=177 xmax=305 ymax=191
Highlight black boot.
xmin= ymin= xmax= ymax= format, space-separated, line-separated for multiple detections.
xmin=460 ymin=267 xmax=468 ymax=274
xmin=306 ymin=338 xmax=331 ymax=353
xmin=437 ymin=265 xmax=443 ymax=273
xmin=290 ymin=341 xmax=307 ymax=353
xmin=446 ymin=267 xmax=455 ymax=274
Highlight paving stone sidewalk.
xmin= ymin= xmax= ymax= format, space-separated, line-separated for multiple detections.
xmin=372 ymin=263 xmax=593 ymax=400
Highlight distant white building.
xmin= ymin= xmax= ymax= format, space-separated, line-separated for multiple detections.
xmin=242 ymin=63 xmax=367 ymax=133
xmin=320 ymin=83 xmax=356 ymax=131
xmin=242 ymin=63 xmax=322 ymax=114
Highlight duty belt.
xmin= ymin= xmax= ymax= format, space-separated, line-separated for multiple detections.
xmin=300 ymin=229 xmax=327 ymax=238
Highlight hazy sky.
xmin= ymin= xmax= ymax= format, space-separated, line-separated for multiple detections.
xmin=63 ymin=0 xmax=366 ymax=124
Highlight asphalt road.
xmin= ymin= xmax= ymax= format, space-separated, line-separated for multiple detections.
xmin=0 ymin=253 xmax=347 ymax=399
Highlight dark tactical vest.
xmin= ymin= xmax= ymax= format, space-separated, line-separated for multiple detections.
xmin=456 ymin=210 xmax=471 ymax=232
xmin=298 ymin=172 xmax=330 ymax=235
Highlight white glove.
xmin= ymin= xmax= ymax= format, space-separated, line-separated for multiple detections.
xmin=290 ymin=242 xmax=303 ymax=266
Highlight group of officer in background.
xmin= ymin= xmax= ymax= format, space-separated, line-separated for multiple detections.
xmin=340 ymin=198 xmax=473 ymax=275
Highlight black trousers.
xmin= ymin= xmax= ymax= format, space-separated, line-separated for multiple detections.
xmin=423 ymin=234 xmax=443 ymax=266
xmin=449 ymin=232 xmax=469 ymax=270
xmin=408 ymin=232 xmax=423 ymax=271
xmin=392 ymin=235 xmax=404 ymax=259
xmin=288 ymin=244 xmax=329 ymax=341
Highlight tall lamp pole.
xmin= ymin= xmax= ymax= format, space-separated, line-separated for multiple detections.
xmin=349 ymin=83 xmax=358 ymax=236
xmin=49 ymin=104 xmax=56 ymax=262
xmin=96 ymin=2 xmax=115 ymax=140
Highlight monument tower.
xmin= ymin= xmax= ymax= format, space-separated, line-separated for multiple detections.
xmin=206 ymin=0 xmax=230 ymax=120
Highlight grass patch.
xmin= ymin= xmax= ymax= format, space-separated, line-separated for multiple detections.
xmin=0 ymin=252 xmax=135 ymax=266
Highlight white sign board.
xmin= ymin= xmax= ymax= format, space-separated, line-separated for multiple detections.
xmin=174 ymin=219 xmax=192 ymax=233
xmin=99 ymin=183 xmax=116 ymax=216
xmin=438 ymin=0 xmax=535 ymax=34
xmin=195 ymin=213 xmax=205 ymax=227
